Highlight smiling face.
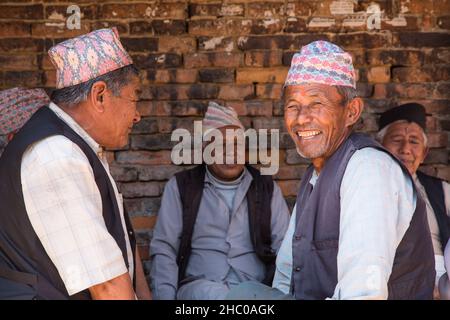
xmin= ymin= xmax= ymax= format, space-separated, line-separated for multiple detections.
xmin=381 ymin=120 xmax=428 ymax=175
xmin=284 ymin=83 xmax=362 ymax=171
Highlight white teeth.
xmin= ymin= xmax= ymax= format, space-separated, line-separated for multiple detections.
xmin=297 ymin=130 xmax=321 ymax=138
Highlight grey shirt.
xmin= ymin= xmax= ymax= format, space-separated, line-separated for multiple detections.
xmin=150 ymin=167 xmax=290 ymax=300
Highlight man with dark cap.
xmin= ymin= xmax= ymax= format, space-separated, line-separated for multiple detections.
xmin=378 ymin=103 xmax=450 ymax=298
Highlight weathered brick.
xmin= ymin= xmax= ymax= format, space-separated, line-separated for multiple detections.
xmin=244 ymin=50 xmax=282 ymax=67
xmin=131 ymin=216 xmax=157 ymax=231
xmin=392 ymin=66 xmax=450 ymax=83
xmin=120 ymin=182 xmax=163 ymax=198
xmin=436 ymin=16 xmax=450 ymax=29
xmin=124 ymin=197 xmax=161 ymax=217
xmin=236 ymin=67 xmax=288 ymax=84
xmin=31 ymin=22 xmax=91 ymax=38
xmin=0 ymin=22 xmax=31 ymax=38
xmin=198 ymin=36 xmax=235 ymax=51
xmin=256 ymin=84 xmax=283 ymax=99
xmin=116 ymin=150 xmax=173 ymax=165
xmin=110 ymin=166 xmax=138 ymax=182
xmin=285 ymin=1 xmax=317 ymax=16
xmin=131 ymin=118 xmax=159 ymax=134
xmin=334 ymin=33 xmax=391 ymax=49
xmin=157 ymin=117 xmax=201 ymax=133
xmin=427 ymin=48 xmax=450 ymax=64
xmin=366 ymin=49 xmax=424 ymax=66
xmin=237 ymin=35 xmax=296 ymax=50
xmin=0 ymin=55 xmax=38 ymax=71
xmin=198 ymin=68 xmax=235 ymax=83
xmin=435 ymin=83 xmax=450 ymax=99
xmin=138 ymin=165 xmax=188 ymax=181
xmin=0 ymin=4 xmax=43 ymax=19
xmin=367 ymin=66 xmax=391 ymax=83
xmin=247 ymin=2 xmax=285 ymax=17
xmin=2 ymin=71 xmax=43 ymax=87
xmin=218 ymin=84 xmax=254 ymax=100
xmin=189 ymin=3 xmax=222 ymax=16
xmin=427 ymin=132 xmax=448 ymax=148
xmin=284 ymin=18 xmax=308 ymax=33
xmin=147 ymin=69 xmax=198 ymax=84
xmin=99 ymin=3 xmax=186 ymax=19
xmin=152 ymin=84 xmax=220 ymax=100
xmin=121 ymin=37 xmax=158 ymax=52
xmin=423 ymin=149 xmax=448 ymax=165
xmin=184 ymin=52 xmax=243 ymax=68
xmin=225 ymin=100 xmax=273 ymax=116
xmin=189 ymin=19 xmax=240 ymax=36
xmin=396 ymin=32 xmax=450 ymax=48
xmin=0 ymin=38 xmax=44 ymax=53
xmin=152 ymin=20 xmax=186 ymax=35
xmin=158 ymin=36 xmax=196 ymax=54
xmin=132 ymin=53 xmax=182 ymax=69
xmin=45 ymin=4 xmax=97 ymax=20
xmin=131 ymin=134 xmax=175 ymax=150
xmin=252 ymin=117 xmax=286 ymax=131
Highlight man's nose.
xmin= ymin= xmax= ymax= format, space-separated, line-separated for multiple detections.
xmin=296 ymin=107 xmax=313 ymax=126
xmin=399 ymin=141 xmax=412 ymax=155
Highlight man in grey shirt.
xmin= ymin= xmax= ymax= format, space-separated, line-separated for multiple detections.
xmin=150 ymin=102 xmax=290 ymax=300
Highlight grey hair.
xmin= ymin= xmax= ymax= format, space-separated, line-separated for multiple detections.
xmin=376 ymin=121 xmax=428 ymax=147
xmin=51 ymin=64 xmax=139 ymax=108
xmin=335 ymin=85 xmax=358 ymax=106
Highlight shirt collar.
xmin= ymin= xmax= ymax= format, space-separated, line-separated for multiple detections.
xmin=48 ymin=102 xmax=104 ymax=156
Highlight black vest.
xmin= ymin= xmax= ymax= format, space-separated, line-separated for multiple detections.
xmin=291 ymin=133 xmax=435 ymax=300
xmin=174 ymin=164 xmax=276 ymax=286
xmin=0 ymin=106 xmax=136 ymax=300
xmin=417 ymin=171 xmax=450 ymax=251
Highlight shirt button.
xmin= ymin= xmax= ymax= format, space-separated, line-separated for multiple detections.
xmin=295 ymin=267 xmax=301 ymax=272
xmin=294 ymin=235 xmax=301 ymax=240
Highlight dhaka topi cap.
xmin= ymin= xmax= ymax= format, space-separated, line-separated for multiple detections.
xmin=0 ymin=87 xmax=50 ymax=135
xmin=203 ymin=102 xmax=244 ymax=136
xmin=379 ymin=103 xmax=427 ymax=131
xmin=284 ymin=40 xmax=356 ymax=89
xmin=48 ymin=27 xmax=133 ymax=89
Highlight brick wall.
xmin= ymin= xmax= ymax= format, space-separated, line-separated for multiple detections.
xmin=0 ymin=0 xmax=449 ymax=280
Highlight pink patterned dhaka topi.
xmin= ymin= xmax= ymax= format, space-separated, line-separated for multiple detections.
xmin=48 ymin=27 xmax=133 ymax=89
xmin=284 ymin=40 xmax=356 ymax=89
xmin=0 ymin=87 xmax=50 ymax=135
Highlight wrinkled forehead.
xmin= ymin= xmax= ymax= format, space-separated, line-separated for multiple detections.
xmin=385 ymin=120 xmax=425 ymax=137
xmin=284 ymin=84 xmax=342 ymax=103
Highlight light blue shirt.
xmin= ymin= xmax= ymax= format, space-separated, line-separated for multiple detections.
xmin=272 ymin=147 xmax=417 ymax=299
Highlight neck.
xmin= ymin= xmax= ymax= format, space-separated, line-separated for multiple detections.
xmin=312 ymin=130 xmax=352 ymax=173
xmin=60 ymin=104 xmax=102 ymax=146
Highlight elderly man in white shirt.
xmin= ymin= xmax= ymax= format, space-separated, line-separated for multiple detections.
xmin=377 ymin=103 xmax=450 ymax=299
xmin=0 ymin=28 xmax=150 ymax=300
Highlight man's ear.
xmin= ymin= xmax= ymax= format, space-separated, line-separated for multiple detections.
xmin=90 ymin=81 xmax=107 ymax=112
xmin=345 ymin=97 xmax=364 ymax=128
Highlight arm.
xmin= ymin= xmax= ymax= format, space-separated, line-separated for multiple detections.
xmin=89 ymin=272 xmax=135 ymax=300
xmin=135 ymin=248 xmax=152 ymax=300
xmin=332 ymin=148 xmax=415 ymax=300
xmin=149 ymin=177 xmax=183 ymax=300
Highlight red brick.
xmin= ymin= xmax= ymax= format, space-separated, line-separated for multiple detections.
xmin=138 ymin=165 xmax=188 ymax=181
xmin=184 ymin=52 xmax=243 ymax=68
xmin=0 ymin=4 xmax=43 ymax=19
xmin=0 ymin=22 xmax=31 ymax=38
xmin=396 ymin=32 xmax=450 ymax=48
xmin=334 ymin=33 xmax=391 ymax=49
xmin=110 ymin=166 xmax=138 ymax=182
xmin=116 ymin=150 xmax=173 ymax=165
xmin=147 ymin=69 xmax=198 ymax=84
xmin=131 ymin=216 xmax=157 ymax=230
xmin=244 ymin=50 xmax=282 ymax=67
xmin=158 ymin=36 xmax=196 ymax=54
xmin=198 ymin=36 xmax=235 ymax=51
xmin=225 ymin=100 xmax=273 ymax=116
xmin=99 ymin=3 xmax=186 ymax=19
xmin=256 ymin=84 xmax=283 ymax=99
xmin=0 ymin=55 xmax=38 ymax=71
xmin=45 ymin=4 xmax=97 ymax=20
xmin=31 ymin=22 xmax=91 ymax=38
xmin=392 ymin=66 xmax=450 ymax=83
xmin=120 ymin=182 xmax=164 ymax=198
xmin=367 ymin=66 xmax=391 ymax=83
xmin=2 ymin=71 xmax=43 ymax=87
xmin=218 ymin=84 xmax=254 ymax=100
xmin=236 ymin=67 xmax=288 ymax=84
xmin=198 ymin=68 xmax=235 ymax=83
xmin=366 ymin=49 xmax=424 ymax=66
xmin=124 ymin=198 xmax=161 ymax=217
xmin=247 ymin=2 xmax=286 ymax=17
xmin=427 ymin=133 xmax=448 ymax=148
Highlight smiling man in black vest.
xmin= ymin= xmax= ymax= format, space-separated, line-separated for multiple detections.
xmin=272 ymin=40 xmax=435 ymax=300
xmin=378 ymin=103 xmax=450 ymax=299
xmin=0 ymin=28 xmax=151 ymax=300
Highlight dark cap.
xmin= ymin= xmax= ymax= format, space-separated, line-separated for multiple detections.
xmin=379 ymin=103 xmax=427 ymax=131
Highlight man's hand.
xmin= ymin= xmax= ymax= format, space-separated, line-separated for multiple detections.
xmin=88 ymin=272 xmax=136 ymax=300
xmin=135 ymin=248 xmax=152 ymax=300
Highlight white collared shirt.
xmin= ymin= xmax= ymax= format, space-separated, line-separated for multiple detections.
xmin=21 ymin=102 xmax=134 ymax=296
